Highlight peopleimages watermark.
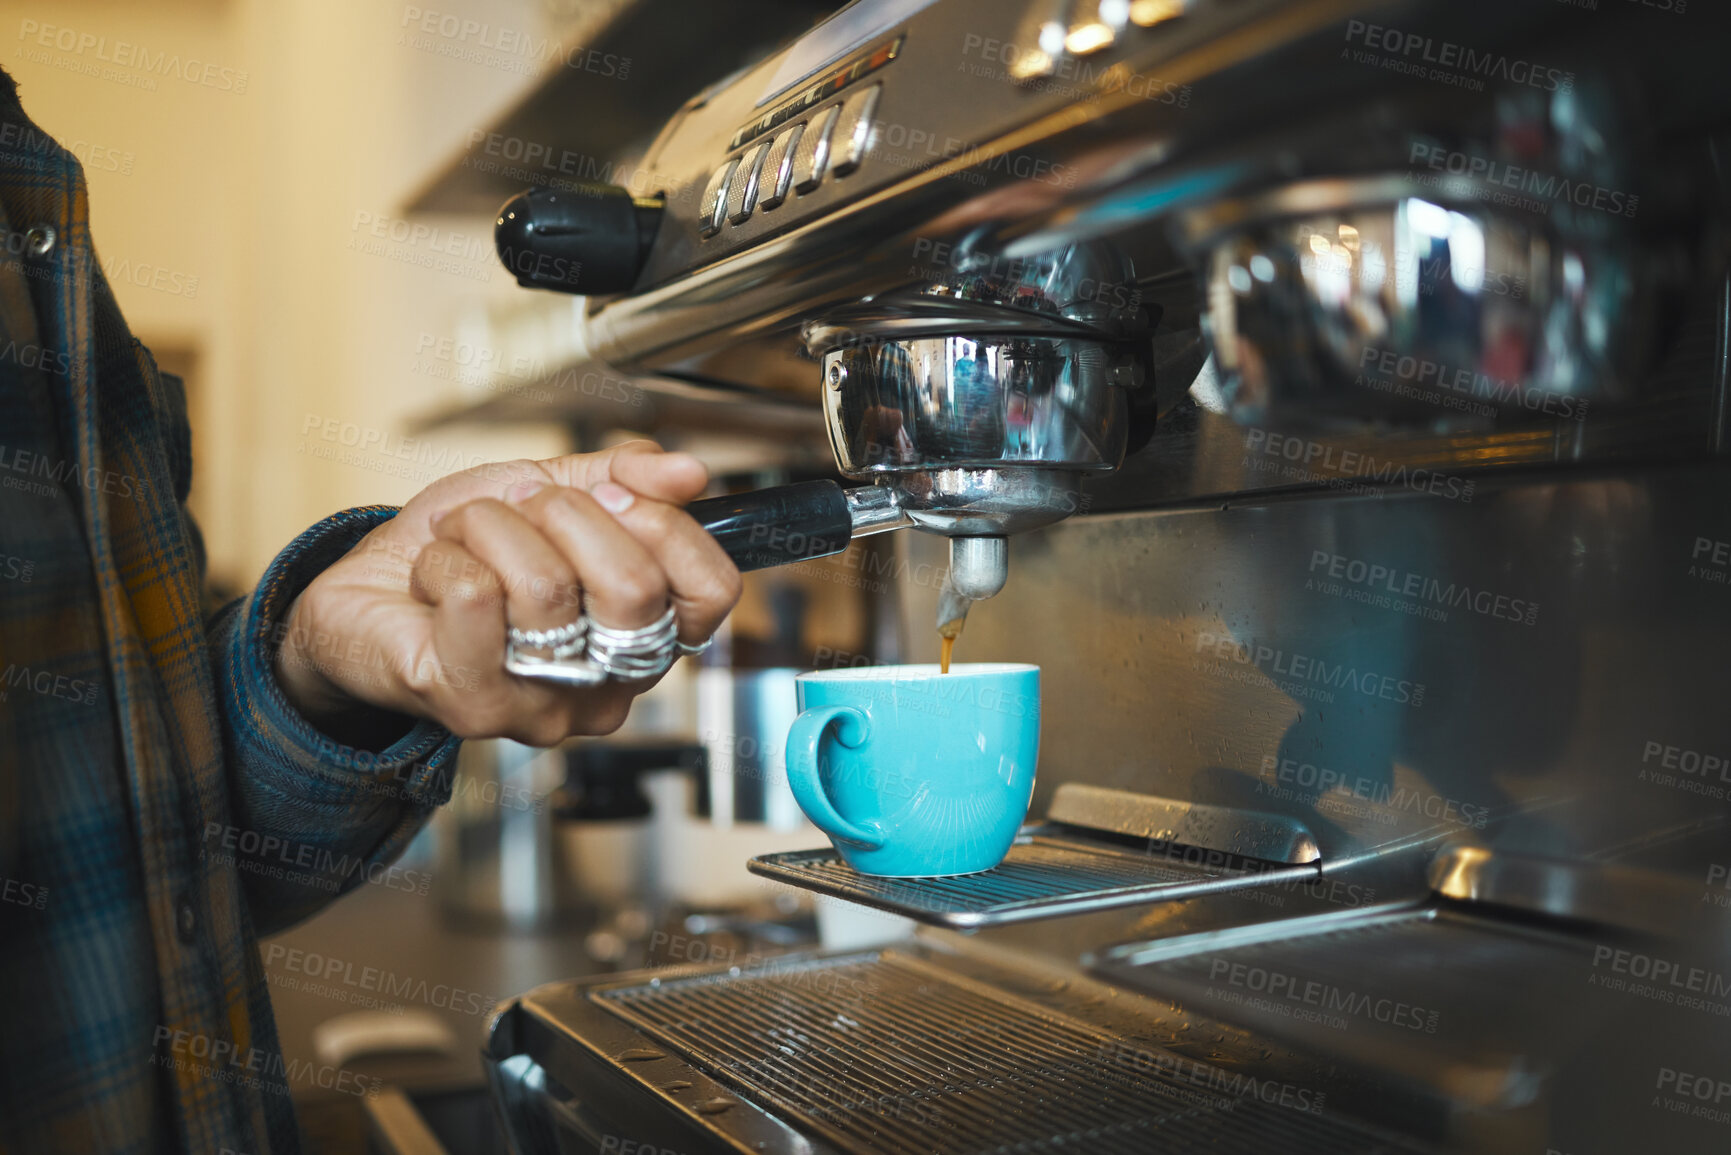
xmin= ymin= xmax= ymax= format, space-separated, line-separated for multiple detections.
xmin=702 ymin=726 xmax=922 ymax=798
xmin=599 ymin=1138 xmax=686 ymax=1155
xmin=645 ymin=932 xmax=875 ymax=999
xmin=1637 ymin=738 xmax=1731 ymax=802
xmin=1 ymin=876 xmax=48 ymax=910
xmin=270 ymin=610 xmax=483 ymax=697
xmin=1305 ymin=549 xmax=1540 ymax=627
xmin=1356 ymin=346 xmax=1587 ymax=422
xmin=1621 ymin=0 xmax=1687 ymax=16
xmin=1689 ymin=535 xmax=1731 ymax=591
xmin=1589 ymin=944 xmax=1731 ymax=1018
xmin=151 ymin=1026 xmax=380 ymax=1099
xmin=1341 ymin=20 xmax=1573 ymax=94
xmin=1654 ymin=1067 xmax=1731 ymax=1127
xmin=1205 ymin=958 xmax=1441 ymax=1033
xmin=410 ymin=333 xmax=648 ymax=407
xmin=298 ymin=411 xmax=503 ymax=490
xmin=1193 ymin=631 xmax=1426 ymax=708
xmin=398 ymin=7 xmax=629 ymax=81
xmin=0 ymin=661 xmax=99 ymax=707
xmin=0 ymin=337 xmax=73 ymax=379
xmin=866 ymin=117 xmax=1073 ymax=189
xmin=1242 ymin=871 xmax=1378 ymax=913
xmin=1256 ymin=755 xmax=1489 ymax=829
xmin=1095 ymin=1041 xmax=1327 ymax=1115
xmin=346 ymin=211 xmax=494 ymax=284
xmin=1241 ymin=429 xmax=1476 ymax=504
xmin=734 ymin=541 xmax=902 ymax=597
xmin=714 ymin=1056 xmax=938 ymax=1127
xmin=16 ymin=20 xmax=250 ymax=93
xmin=906 ymin=237 xmax=1142 ymax=311
xmin=1408 ymin=143 xmax=1638 ymax=219
xmin=1295 ymin=236 xmax=1528 ymax=303
xmin=0 ymin=234 xmax=199 ymax=299
xmin=355 ymin=532 xmax=582 ymax=622
xmin=958 ymin=32 xmax=1191 ymax=108
xmin=1704 ymin=863 xmax=1731 ymax=910
xmin=0 ymin=121 xmax=134 ymax=176
xmin=0 ymin=442 xmax=142 ymax=502
xmin=201 ymin=821 xmax=433 ymax=898
xmin=459 ymin=130 xmax=672 ymax=199
xmin=263 ymin=944 xmax=499 ymax=1016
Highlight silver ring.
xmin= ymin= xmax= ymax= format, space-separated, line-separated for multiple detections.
xmin=676 ymin=637 xmax=713 ymax=657
xmin=586 ymin=605 xmax=679 ymax=680
xmin=506 ymin=618 xmax=587 ymax=657
xmin=504 ymin=614 xmax=606 ymax=686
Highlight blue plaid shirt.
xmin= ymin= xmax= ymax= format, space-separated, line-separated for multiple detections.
xmin=0 ymin=77 xmax=461 ymax=1153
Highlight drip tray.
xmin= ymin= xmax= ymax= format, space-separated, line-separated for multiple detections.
xmin=748 ymin=830 xmax=1321 ymax=929
xmin=1090 ymin=894 xmax=1731 ymax=1136
xmin=584 ymin=950 xmax=1431 ymax=1155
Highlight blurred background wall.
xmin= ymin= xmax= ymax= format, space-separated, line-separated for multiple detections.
xmin=0 ymin=0 xmax=576 ymax=591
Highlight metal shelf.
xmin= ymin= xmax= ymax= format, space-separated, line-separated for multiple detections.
xmin=749 ymin=831 xmax=1320 ymax=930
xmin=747 ymin=785 xmax=1324 ymax=929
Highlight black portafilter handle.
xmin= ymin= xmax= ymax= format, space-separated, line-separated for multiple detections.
xmin=687 ymin=480 xmax=856 ymax=572
xmin=494 ymin=183 xmax=662 ymax=295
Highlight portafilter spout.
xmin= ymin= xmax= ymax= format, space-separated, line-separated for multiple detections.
xmin=937 ymin=536 xmax=1007 ymax=644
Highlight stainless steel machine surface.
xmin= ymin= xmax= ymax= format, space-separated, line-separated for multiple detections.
xmin=481 ymin=0 xmax=1731 ymax=1151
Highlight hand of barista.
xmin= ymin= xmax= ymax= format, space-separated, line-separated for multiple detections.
xmin=273 ymin=440 xmax=742 ymax=747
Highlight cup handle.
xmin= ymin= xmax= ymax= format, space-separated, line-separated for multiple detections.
xmin=784 ymin=705 xmax=885 ymax=851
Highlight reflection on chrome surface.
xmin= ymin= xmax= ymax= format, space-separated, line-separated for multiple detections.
xmin=823 ymin=335 xmax=1127 ymax=474
xmin=1202 ymin=194 xmax=1642 ymax=432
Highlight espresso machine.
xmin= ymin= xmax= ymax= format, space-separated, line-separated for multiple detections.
xmin=480 ymin=1 xmax=1731 ymax=1151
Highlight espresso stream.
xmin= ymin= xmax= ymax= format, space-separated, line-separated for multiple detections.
xmin=937 ymin=614 xmax=966 ymax=674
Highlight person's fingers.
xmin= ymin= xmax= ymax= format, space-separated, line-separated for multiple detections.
xmin=571 ymin=482 xmax=742 ymax=646
xmin=539 ymin=440 xmax=709 ymax=505
xmin=400 ymin=442 xmax=707 ymax=545
xmin=408 ymin=538 xmax=573 ymax=744
xmin=511 ymin=484 xmax=670 ymax=630
xmin=407 ymin=538 xmax=508 ymax=708
xmin=429 ymin=499 xmax=582 ymax=634
xmin=602 ymin=442 xmax=709 ymax=503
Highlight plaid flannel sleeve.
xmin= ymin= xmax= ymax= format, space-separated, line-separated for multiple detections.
xmin=208 ymin=506 xmax=461 ymax=936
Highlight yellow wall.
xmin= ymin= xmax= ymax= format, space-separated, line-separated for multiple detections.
xmin=1 ymin=0 xmax=574 ymax=587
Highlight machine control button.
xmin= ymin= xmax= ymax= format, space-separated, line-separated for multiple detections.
xmin=828 ymin=83 xmax=880 ymax=178
xmin=757 ymin=123 xmax=805 ymax=211
xmin=726 ymin=142 xmax=772 ymax=225
xmin=699 ymin=158 xmax=738 ymax=237
xmin=790 ymin=104 xmax=839 ymax=194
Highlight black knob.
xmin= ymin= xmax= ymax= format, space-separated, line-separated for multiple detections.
xmin=494 ymin=184 xmax=661 ymax=295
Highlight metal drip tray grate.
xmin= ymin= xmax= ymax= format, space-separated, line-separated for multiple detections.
xmin=593 ymin=952 xmax=1428 ymax=1155
xmin=748 ymin=832 xmax=1318 ymax=928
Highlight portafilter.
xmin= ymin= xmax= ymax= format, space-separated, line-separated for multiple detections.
xmin=494 ymin=187 xmax=1157 ymax=632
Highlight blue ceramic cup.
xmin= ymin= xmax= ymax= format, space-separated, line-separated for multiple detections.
xmin=785 ymin=663 xmax=1040 ymax=877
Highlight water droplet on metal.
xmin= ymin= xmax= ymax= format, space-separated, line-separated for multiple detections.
xmin=697 ymin=1098 xmax=735 ymax=1115
xmin=619 ymin=1048 xmax=665 ymax=1062
xmin=660 ymin=1080 xmax=692 ymax=1092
